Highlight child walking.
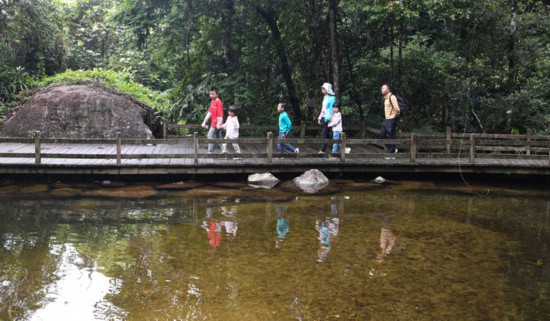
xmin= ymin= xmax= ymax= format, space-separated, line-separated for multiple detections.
xmin=221 ymin=105 xmax=241 ymax=154
xmin=328 ymin=102 xmax=342 ymax=154
xmin=277 ymin=103 xmax=299 ymax=155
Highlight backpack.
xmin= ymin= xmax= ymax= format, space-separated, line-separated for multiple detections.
xmin=389 ymin=94 xmax=408 ymax=117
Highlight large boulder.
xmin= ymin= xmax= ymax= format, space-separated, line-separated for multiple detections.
xmin=1 ymin=85 xmax=156 ymax=138
xmin=293 ymin=169 xmax=329 ymax=193
xmin=248 ymin=173 xmax=280 ymax=189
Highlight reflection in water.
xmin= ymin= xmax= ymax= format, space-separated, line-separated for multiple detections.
xmin=203 ymin=203 xmax=239 ymax=252
xmin=376 ymin=227 xmax=396 ymax=263
xmin=275 ymin=206 xmax=289 ymax=249
xmin=29 ymin=244 xmax=125 ymax=321
xmin=315 ymin=197 xmax=341 ymax=263
xmin=0 ymin=187 xmax=548 ymax=320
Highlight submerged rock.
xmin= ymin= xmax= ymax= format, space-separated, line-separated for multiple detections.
xmin=83 ymin=185 xmax=158 ymax=199
xmin=248 ymin=173 xmax=280 ymax=189
xmin=293 ymin=169 xmax=329 ymax=193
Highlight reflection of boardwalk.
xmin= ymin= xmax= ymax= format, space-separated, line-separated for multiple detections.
xmin=0 ymin=140 xmax=548 ymax=176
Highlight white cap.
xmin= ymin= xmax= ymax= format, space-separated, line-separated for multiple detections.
xmin=321 ymin=83 xmax=335 ymax=95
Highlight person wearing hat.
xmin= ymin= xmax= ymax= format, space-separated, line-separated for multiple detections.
xmin=317 ymin=83 xmax=336 ymax=154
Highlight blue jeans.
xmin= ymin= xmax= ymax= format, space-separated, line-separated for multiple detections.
xmin=380 ymin=118 xmax=398 ymax=153
xmin=207 ymin=127 xmax=223 ymax=153
xmin=277 ymin=132 xmax=296 ymax=154
xmin=332 ymin=131 xmax=341 ymax=154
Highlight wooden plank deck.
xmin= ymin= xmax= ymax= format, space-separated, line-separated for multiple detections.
xmin=0 ymin=140 xmax=548 ymax=176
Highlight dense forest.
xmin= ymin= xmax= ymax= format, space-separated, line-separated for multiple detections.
xmin=1 ymin=0 xmax=549 ymax=134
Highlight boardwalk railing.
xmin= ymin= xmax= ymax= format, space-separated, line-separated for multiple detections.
xmin=0 ymin=130 xmax=549 ymax=166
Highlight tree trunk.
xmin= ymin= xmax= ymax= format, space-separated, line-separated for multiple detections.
xmin=328 ymin=0 xmax=340 ymax=99
xmin=507 ymin=0 xmax=517 ymax=93
xmin=221 ymin=0 xmax=236 ymax=70
xmin=257 ymin=6 xmax=301 ymax=122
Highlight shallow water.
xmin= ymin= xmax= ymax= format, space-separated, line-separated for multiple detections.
xmin=0 ymin=181 xmax=548 ymax=320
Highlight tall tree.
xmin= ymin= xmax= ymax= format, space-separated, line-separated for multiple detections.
xmin=328 ymin=0 xmax=340 ymax=98
xmin=257 ymin=5 xmax=301 ymax=121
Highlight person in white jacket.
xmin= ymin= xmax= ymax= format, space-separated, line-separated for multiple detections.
xmin=221 ymin=105 xmax=241 ymax=154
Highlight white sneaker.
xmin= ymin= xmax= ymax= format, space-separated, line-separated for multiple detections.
xmin=294 ymin=148 xmax=300 ymax=154
xmin=394 ymin=149 xmax=398 ymax=153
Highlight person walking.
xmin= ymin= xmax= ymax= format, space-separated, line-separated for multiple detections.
xmin=221 ymin=105 xmax=241 ymax=155
xmin=328 ymin=102 xmax=342 ymax=154
xmin=277 ymin=103 xmax=299 ymax=155
xmin=201 ymin=87 xmax=224 ymax=154
xmin=380 ymin=84 xmax=400 ymax=159
xmin=317 ymin=83 xmax=336 ymax=154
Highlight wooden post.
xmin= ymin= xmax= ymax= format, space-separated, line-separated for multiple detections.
xmin=162 ymin=118 xmax=167 ymax=139
xmin=340 ymin=132 xmax=346 ymax=162
xmin=469 ymin=133 xmax=476 ymax=163
xmin=548 ymin=138 xmax=550 ymax=166
xmin=34 ymin=131 xmax=41 ymax=164
xmin=362 ymin=123 xmax=367 ymax=138
xmin=267 ymin=132 xmax=273 ymax=164
xmin=193 ymin=132 xmax=199 ymax=164
xmin=116 ymin=132 xmax=121 ymax=165
xmin=410 ymin=133 xmax=417 ymax=163
xmin=300 ymin=121 xmax=306 ymax=138
xmin=446 ymin=127 xmax=451 ymax=154
xmin=526 ymin=129 xmax=532 ymax=156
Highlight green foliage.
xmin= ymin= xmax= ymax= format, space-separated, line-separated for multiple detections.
xmin=0 ymin=64 xmax=33 ymax=115
xmin=0 ymin=0 xmax=549 ymax=135
xmin=38 ymin=69 xmax=171 ymax=112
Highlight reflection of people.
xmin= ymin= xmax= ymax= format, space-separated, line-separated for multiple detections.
xmin=275 ymin=206 xmax=289 ymax=249
xmin=376 ymin=227 xmax=396 ymax=263
xmin=202 ymin=200 xmax=222 ymax=251
xmin=221 ymin=206 xmax=238 ymax=242
xmin=316 ymin=197 xmax=341 ymax=263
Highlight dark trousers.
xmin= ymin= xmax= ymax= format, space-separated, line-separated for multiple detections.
xmin=320 ymin=119 xmax=330 ymax=152
xmin=380 ymin=118 xmax=398 ymax=153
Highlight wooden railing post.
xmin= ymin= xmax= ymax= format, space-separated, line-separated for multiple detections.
xmin=526 ymin=129 xmax=532 ymax=156
xmin=469 ymin=133 xmax=476 ymax=163
xmin=340 ymin=132 xmax=346 ymax=162
xmin=300 ymin=121 xmax=306 ymax=138
xmin=193 ymin=132 xmax=199 ymax=164
xmin=410 ymin=133 xmax=417 ymax=163
xmin=162 ymin=118 xmax=167 ymax=139
xmin=548 ymin=138 xmax=550 ymax=166
xmin=267 ymin=132 xmax=273 ymax=164
xmin=446 ymin=127 xmax=451 ymax=154
xmin=116 ymin=132 xmax=121 ymax=165
xmin=34 ymin=131 xmax=41 ymax=164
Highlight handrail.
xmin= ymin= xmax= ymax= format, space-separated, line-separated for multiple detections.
xmin=0 ymin=129 xmax=548 ymax=166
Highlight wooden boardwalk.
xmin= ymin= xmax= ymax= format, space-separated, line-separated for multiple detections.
xmin=0 ymin=134 xmax=548 ymax=176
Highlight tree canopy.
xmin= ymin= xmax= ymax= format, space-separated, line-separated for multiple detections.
xmin=1 ymin=0 xmax=549 ymax=134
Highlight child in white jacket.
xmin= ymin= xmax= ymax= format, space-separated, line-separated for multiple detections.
xmin=221 ymin=106 xmax=241 ymax=154
xmin=328 ymin=102 xmax=342 ymax=154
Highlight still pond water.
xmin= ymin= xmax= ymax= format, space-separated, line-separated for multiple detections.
xmin=0 ymin=179 xmax=548 ymax=321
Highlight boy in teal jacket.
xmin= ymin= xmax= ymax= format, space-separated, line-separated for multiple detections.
xmin=277 ymin=103 xmax=299 ymax=154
